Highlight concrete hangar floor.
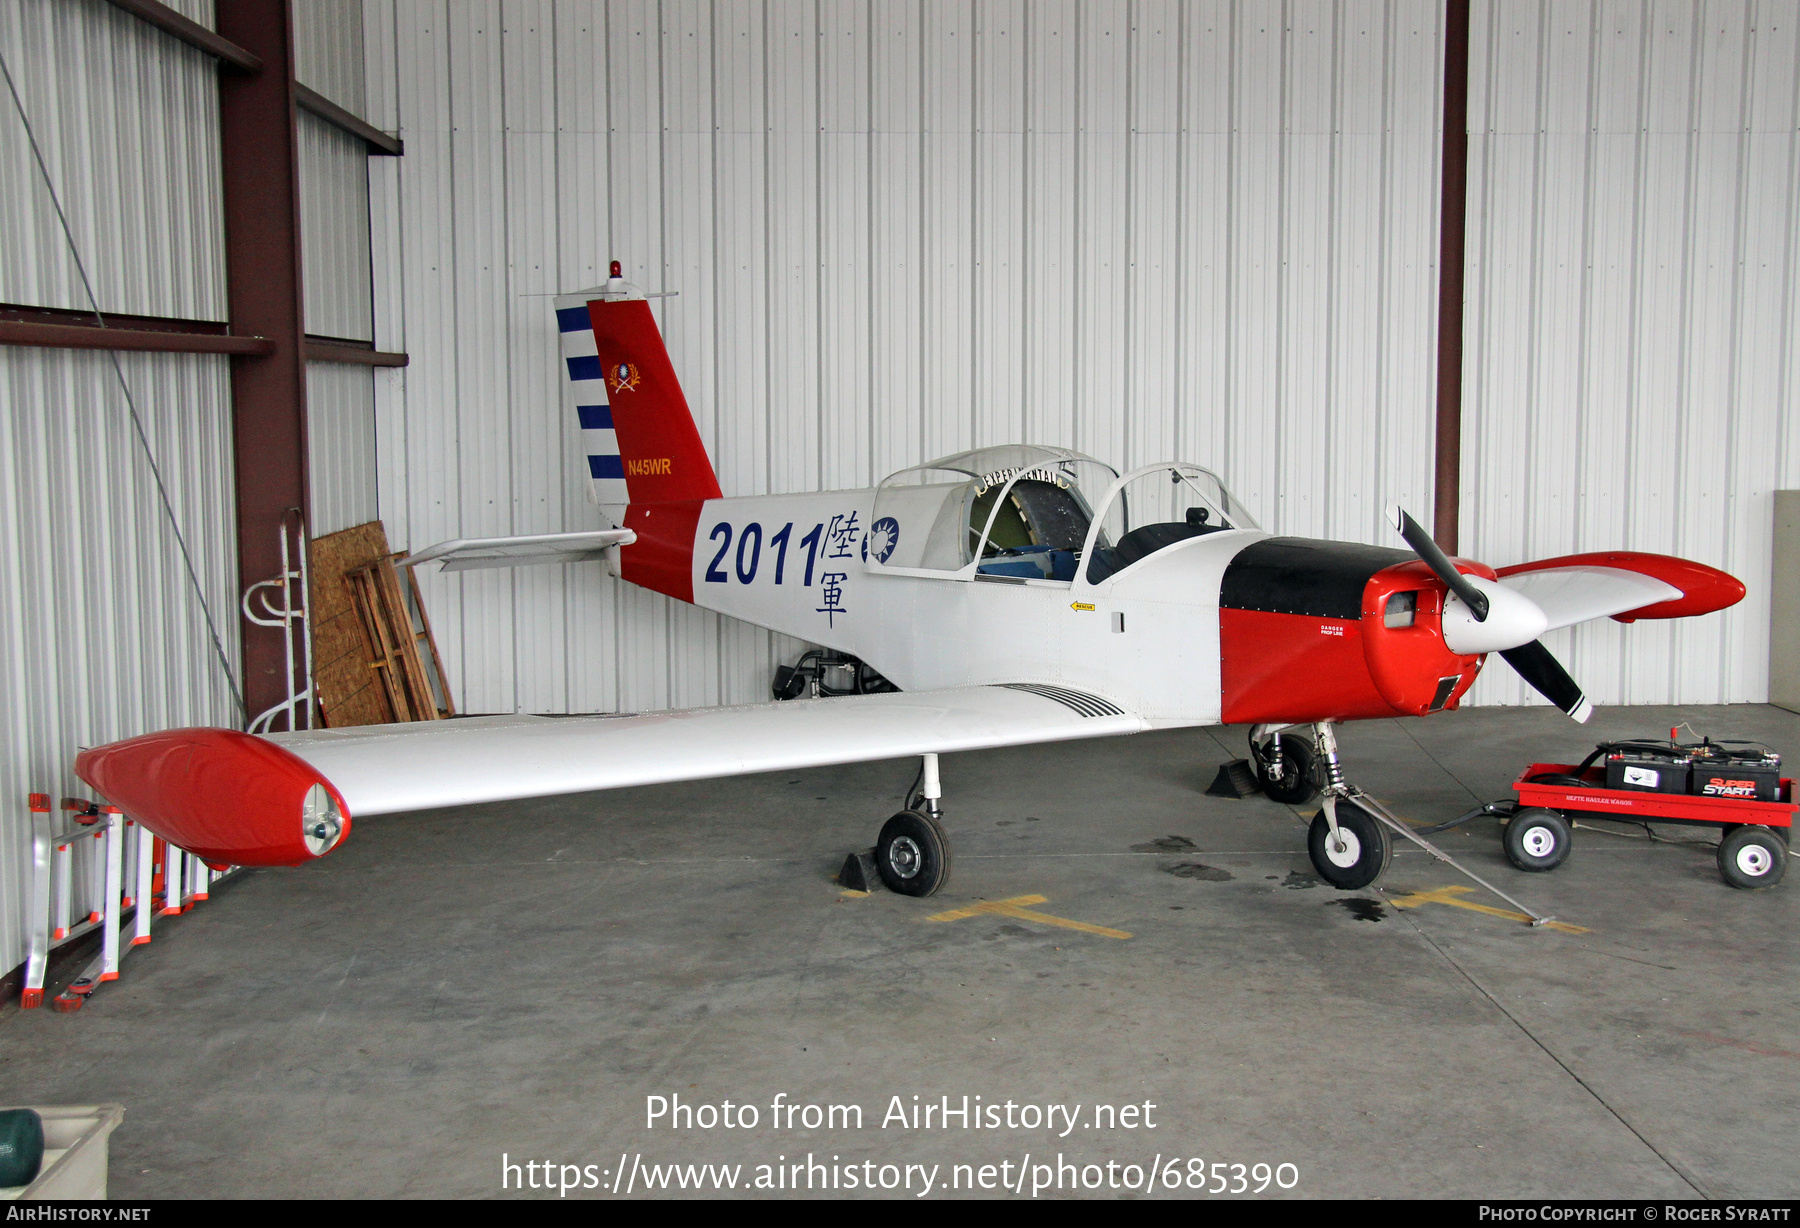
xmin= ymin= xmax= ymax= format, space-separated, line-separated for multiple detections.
xmin=4 ymin=703 xmax=1796 ymax=1200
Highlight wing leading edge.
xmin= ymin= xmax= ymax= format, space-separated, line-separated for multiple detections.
xmin=266 ymin=684 xmax=1148 ymax=818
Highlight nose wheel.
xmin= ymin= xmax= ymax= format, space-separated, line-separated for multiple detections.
xmin=1307 ymin=796 xmax=1392 ymax=889
xmin=1296 ymin=722 xmax=1560 ymax=925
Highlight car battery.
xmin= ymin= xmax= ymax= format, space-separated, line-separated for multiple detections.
xmin=1605 ymin=752 xmax=1690 ymax=794
xmin=1689 ymin=751 xmax=1783 ymax=802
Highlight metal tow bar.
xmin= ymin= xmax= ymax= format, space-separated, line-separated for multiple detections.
xmin=1342 ymin=787 xmax=1559 ymax=928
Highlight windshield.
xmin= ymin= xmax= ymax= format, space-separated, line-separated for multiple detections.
xmin=1084 ymin=464 xmax=1260 ymax=584
xmin=868 ymin=446 xmax=1118 ymax=577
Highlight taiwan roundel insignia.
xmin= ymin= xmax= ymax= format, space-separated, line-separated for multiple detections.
xmin=863 ymin=516 xmax=900 ymax=564
xmin=608 ymin=362 xmax=641 ymax=394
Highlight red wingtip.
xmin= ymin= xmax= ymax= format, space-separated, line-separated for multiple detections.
xmin=74 ymin=728 xmax=352 ymax=868
xmin=1495 ymin=551 xmax=1746 ymax=622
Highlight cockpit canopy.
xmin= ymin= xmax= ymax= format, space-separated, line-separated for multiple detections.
xmin=867 ymin=445 xmax=1258 ymax=584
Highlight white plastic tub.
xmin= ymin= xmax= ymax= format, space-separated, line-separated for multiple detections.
xmin=0 ymin=1105 xmax=125 ymax=1200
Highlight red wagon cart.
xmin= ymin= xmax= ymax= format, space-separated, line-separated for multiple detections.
xmin=1507 ymin=761 xmax=1794 ymax=889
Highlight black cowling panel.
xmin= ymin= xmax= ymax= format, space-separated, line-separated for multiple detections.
xmin=1219 ymin=537 xmax=1414 ymax=620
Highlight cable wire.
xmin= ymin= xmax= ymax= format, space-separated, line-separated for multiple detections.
xmin=0 ymin=46 xmax=246 ymax=719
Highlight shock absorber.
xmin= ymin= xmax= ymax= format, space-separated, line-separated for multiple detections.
xmin=1316 ymin=722 xmax=1347 ymax=791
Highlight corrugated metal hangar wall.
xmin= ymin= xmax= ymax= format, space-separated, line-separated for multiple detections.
xmin=358 ymin=0 xmax=1799 ymax=719
xmin=363 ymin=0 xmax=1451 ymax=717
xmin=0 ymin=0 xmax=381 ymax=981
xmin=0 ymin=0 xmax=242 ymax=990
xmin=1461 ymin=1 xmax=1800 ymax=710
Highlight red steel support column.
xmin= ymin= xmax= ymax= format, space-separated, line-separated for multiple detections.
xmin=1433 ymin=0 xmax=1472 ymax=554
xmin=216 ymin=0 xmax=307 ymax=723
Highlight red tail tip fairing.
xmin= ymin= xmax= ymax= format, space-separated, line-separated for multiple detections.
xmin=74 ymin=728 xmax=350 ymax=868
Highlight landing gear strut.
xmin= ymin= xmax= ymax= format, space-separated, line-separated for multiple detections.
xmin=1297 ymin=721 xmax=1560 ymax=926
xmin=1250 ymin=724 xmax=1325 ymax=805
xmin=874 ymin=753 xmax=952 ymax=896
xmin=1305 ymin=723 xmax=1392 ymax=889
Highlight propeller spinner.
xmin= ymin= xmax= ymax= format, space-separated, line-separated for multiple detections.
xmin=1386 ymin=506 xmax=1593 ymax=723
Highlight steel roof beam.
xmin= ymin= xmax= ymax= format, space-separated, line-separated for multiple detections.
xmin=294 ymin=83 xmax=403 ymax=156
xmin=98 ymin=0 xmax=261 ymax=73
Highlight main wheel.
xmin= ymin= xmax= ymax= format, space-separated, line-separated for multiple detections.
xmin=1717 ymin=825 xmax=1787 ymax=890
xmin=1307 ymin=798 xmax=1392 ymax=890
xmin=876 ymin=810 xmax=952 ymax=897
xmin=1503 ymin=808 xmax=1571 ymax=872
xmin=1259 ymin=733 xmax=1324 ymax=805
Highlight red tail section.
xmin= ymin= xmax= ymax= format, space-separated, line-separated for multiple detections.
xmin=586 ymin=299 xmax=722 ymax=505
xmin=586 ymin=297 xmax=721 ymax=604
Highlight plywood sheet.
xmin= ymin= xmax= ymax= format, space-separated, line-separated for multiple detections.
xmin=308 ymin=522 xmax=395 ymax=728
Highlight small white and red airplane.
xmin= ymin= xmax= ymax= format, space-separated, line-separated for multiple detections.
xmin=78 ymin=264 xmax=1745 ymax=897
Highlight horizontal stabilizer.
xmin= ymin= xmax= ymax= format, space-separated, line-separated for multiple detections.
xmin=406 ymin=529 xmax=637 ymax=572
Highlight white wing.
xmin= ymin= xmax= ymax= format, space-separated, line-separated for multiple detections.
xmin=1496 ymin=565 xmax=1681 ymax=633
xmin=405 ymin=529 xmax=636 ymax=572
xmin=267 ymin=684 xmax=1147 ymax=816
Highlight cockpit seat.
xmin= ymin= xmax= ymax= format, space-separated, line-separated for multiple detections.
xmin=976 ymin=545 xmax=1079 ymax=582
xmin=1086 ymin=521 xmax=1218 ymax=583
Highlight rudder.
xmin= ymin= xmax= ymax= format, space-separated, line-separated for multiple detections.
xmin=554 ymin=270 xmax=722 ymax=511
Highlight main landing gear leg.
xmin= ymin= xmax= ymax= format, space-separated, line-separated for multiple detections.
xmin=874 ymin=753 xmax=953 ymax=897
xmin=1302 ymin=723 xmax=1559 ymax=926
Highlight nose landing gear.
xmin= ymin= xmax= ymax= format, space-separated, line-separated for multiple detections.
xmin=1293 ymin=722 xmax=1559 ymax=926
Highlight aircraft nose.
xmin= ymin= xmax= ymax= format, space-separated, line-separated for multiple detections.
xmin=1439 ymin=574 xmax=1549 ymax=654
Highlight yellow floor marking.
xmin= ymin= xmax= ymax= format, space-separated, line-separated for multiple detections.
xmin=926 ymin=894 xmax=1132 ymax=940
xmin=1386 ymin=884 xmax=1589 ymax=934
xmin=838 ymin=889 xmax=870 ymax=898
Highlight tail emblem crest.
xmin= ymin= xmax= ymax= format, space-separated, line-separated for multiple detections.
xmin=608 ymin=362 xmax=641 ymax=394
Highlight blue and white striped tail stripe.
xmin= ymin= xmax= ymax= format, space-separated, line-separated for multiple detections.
xmin=554 ymin=296 xmax=630 ymax=505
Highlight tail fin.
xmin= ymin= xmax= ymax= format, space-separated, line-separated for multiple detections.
xmin=554 ymin=270 xmax=721 ymax=512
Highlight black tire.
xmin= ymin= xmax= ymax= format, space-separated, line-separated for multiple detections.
xmin=1259 ymin=733 xmax=1324 ymax=805
xmin=876 ymin=810 xmax=952 ymax=897
xmin=1717 ymin=825 xmax=1787 ymax=890
xmin=1503 ymin=808 xmax=1571 ymax=872
xmin=1307 ymin=798 xmax=1392 ymax=890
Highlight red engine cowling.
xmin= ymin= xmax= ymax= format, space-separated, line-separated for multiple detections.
xmin=1359 ymin=560 xmax=1485 ymax=717
xmin=1218 ymin=538 xmax=1488 ymax=724
xmin=74 ymin=728 xmax=350 ymax=868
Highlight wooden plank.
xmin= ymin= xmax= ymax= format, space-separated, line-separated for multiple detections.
xmin=400 ymin=563 xmax=456 ymax=717
xmin=343 ymin=553 xmax=449 ymax=723
xmin=377 ymin=558 xmax=440 ymax=719
xmin=346 ymin=566 xmax=413 ymax=720
xmin=307 ymin=523 xmax=396 ymax=727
